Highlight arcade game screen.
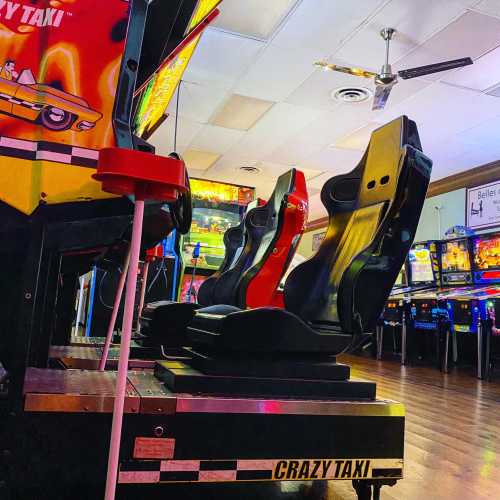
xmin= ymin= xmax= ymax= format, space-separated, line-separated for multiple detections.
xmin=441 ymin=240 xmax=471 ymax=272
xmin=473 ymin=233 xmax=500 ymax=270
xmin=408 ymin=247 xmax=435 ymax=283
xmin=182 ymin=179 xmax=255 ymax=271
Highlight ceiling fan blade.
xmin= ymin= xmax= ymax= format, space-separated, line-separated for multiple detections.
xmin=398 ymin=57 xmax=473 ymax=80
xmin=372 ymin=84 xmax=393 ymax=110
xmin=314 ymin=61 xmax=377 ymax=79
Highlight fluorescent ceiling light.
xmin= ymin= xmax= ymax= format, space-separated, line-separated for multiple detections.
xmin=210 ymin=94 xmax=274 ymax=131
xmin=212 ymin=0 xmax=299 ymax=40
xmin=183 ymin=149 xmax=220 ymax=171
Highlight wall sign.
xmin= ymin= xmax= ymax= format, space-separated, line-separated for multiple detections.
xmin=467 ymin=180 xmax=500 ymax=230
xmin=312 ymin=231 xmax=326 ymax=252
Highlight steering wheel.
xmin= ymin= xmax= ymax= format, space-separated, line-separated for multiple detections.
xmin=168 ymin=152 xmax=192 ymax=234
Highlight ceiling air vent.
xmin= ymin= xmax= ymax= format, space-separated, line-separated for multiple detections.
xmin=331 ymin=86 xmax=373 ymax=103
xmin=239 ymin=165 xmax=261 ymax=174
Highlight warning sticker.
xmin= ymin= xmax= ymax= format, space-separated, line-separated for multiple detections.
xmin=133 ymin=438 xmax=175 ymax=460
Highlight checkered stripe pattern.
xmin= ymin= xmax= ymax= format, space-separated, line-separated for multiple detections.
xmin=0 ymin=135 xmax=99 ymax=168
xmin=0 ymin=93 xmax=43 ymax=111
xmin=119 ymin=459 xmax=275 ymax=484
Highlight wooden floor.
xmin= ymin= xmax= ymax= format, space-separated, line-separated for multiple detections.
xmin=325 ymin=354 xmax=500 ymax=500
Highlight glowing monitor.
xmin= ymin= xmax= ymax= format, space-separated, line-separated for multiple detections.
xmin=441 ymin=239 xmax=471 ymax=273
xmin=408 ymin=247 xmax=434 ymax=283
xmin=474 ymin=233 xmax=500 ymax=271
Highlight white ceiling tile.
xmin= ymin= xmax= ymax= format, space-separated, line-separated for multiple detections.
xmin=150 ymin=116 xmax=204 ymax=156
xmin=394 ymin=11 xmax=500 ymax=81
xmin=212 ymin=0 xmax=298 ymax=40
xmin=335 ymin=0 xmax=478 ymax=70
xmin=266 ymin=106 xmax=374 ymax=165
xmin=234 ymin=44 xmax=324 ymax=102
xmin=475 ymin=0 xmax=500 ymax=18
xmin=442 ymin=45 xmax=500 ymax=91
xmin=286 ymin=60 xmax=374 ymax=110
xmin=374 ymin=82 xmax=500 ymax=148
xmin=271 ymin=0 xmax=387 ymax=52
xmin=304 ymin=146 xmax=364 ymax=173
xmin=166 ymin=82 xmax=228 ymax=124
xmin=210 ymin=94 xmax=274 ymax=130
xmin=189 ymin=124 xmax=246 ymax=154
xmin=227 ymin=102 xmax=323 ymax=158
xmin=335 ymin=122 xmax=381 ymax=150
xmin=183 ymin=29 xmax=265 ymax=89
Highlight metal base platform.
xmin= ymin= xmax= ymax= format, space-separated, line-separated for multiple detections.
xmin=156 ymin=360 xmax=376 ymax=399
xmin=49 ymin=345 xmax=156 ymax=370
xmin=186 ymin=348 xmax=351 ymax=380
xmin=9 ymin=368 xmax=404 ymax=499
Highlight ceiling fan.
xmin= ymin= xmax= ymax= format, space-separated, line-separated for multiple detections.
xmin=314 ymin=28 xmax=473 ymax=110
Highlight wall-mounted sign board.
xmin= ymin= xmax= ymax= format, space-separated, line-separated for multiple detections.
xmin=466 ymin=180 xmax=500 ymax=230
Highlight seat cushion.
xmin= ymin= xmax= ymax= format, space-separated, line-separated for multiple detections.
xmin=140 ymin=300 xmax=201 ymax=347
xmin=188 ymin=306 xmax=354 ymax=355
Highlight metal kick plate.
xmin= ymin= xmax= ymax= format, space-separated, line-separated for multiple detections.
xmin=49 ymin=345 xmax=154 ymax=370
xmin=24 ymin=368 xmax=140 ymax=413
xmin=127 ymin=371 xmax=177 ymax=415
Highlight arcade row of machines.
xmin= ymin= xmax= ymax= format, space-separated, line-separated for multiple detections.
xmin=379 ymin=231 xmax=500 ymax=378
xmin=72 ymin=178 xmax=255 ymax=342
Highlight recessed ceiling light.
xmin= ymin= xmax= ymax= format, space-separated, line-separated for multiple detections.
xmin=331 ymin=86 xmax=373 ymax=103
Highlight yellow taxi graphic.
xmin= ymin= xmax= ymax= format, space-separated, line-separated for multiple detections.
xmin=0 ymin=68 xmax=102 ymax=132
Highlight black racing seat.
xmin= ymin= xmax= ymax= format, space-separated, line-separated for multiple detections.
xmin=139 ymin=214 xmax=247 ymax=347
xmin=211 ymin=169 xmax=301 ymax=306
xmin=140 ymin=170 xmax=303 ymax=348
xmin=196 ymin=200 xmax=261 ymax=306
xmin=186 ymin=116 xmax=432 ymax=361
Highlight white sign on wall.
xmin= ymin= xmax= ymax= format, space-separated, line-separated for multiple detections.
xmin=466 ymin=180 xmax=500 ymax=230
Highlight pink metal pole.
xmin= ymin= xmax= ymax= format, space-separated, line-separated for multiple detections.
xmin=99 ymin=248 xmax=131 ymax=371
xmin=104 ymin=199 xmax=144 ymax=500
xmin=136 ymin=260 xmax=150 ymax=333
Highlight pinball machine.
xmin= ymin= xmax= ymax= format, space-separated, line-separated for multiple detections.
xmin=0 ymin=3 xmax=432 ymax=500
xmin=444 ymin=231 xmax=500 ymax=378
xmin=377 ymin=241 xmax=439 ymax=363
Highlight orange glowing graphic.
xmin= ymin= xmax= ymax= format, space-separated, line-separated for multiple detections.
xmin=0 ymin=0 xmax=129 ymax=149
xmin=474 ymin=236 xmax=500 ymax=270
xmin=441 ymin=240 xmax=471 ymax=272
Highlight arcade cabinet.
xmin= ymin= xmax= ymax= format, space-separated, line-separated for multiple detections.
xmin=445 ymin=231 xmax=500 ymax=378
xmin=0 ymin=0 xmax=219 ymax=497
xmin=377 ymin=241 xmax=439 ymax=363
xmin=179 ymin=179 xmax=255 ymax=301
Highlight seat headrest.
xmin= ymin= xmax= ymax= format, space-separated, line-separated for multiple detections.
xmin=284 ymin=116 xmax=432 ymax=335
xmin=211 ymin=169 xmax=303 ymax=306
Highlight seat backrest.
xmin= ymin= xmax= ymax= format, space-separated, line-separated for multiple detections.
xmin=197 ymin=201 xmax=259 ymax=306
xmin=212 ymin=169 xmax=300 ymax=306
xmin=284 ymin=116 xmax=432 ymax=335
xmin=236 ymin=171 xmax=308 ymax=308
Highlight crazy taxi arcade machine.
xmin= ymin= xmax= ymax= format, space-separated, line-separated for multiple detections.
xmin=13 ymin=110 xmax=429 ymax=500
xmin=0 ymin=0 xmax=216 ymax=497
xmin=0 ymin=5 xmax=427 ymax=500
